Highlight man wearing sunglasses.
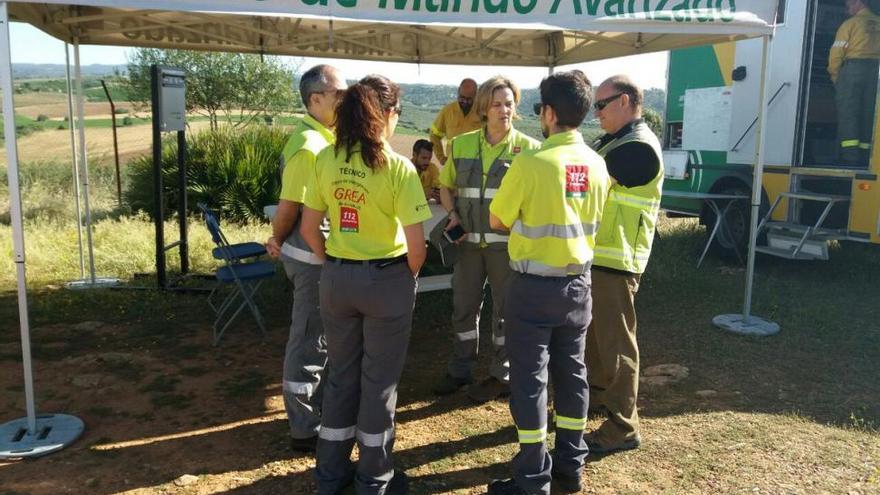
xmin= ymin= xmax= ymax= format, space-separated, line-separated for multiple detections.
xmin=429 ymin=78 xmax=482 ymax=166
xmin=586 ymin=75 xmax=663 ymax=456
xmin=266 ymin=64 xmax=347 ymax=453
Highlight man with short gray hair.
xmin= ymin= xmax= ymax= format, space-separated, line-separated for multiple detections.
xmin=585 ymin=74 xmax=663 ymax=456
xmin=266 ymin=64 xmax=346 ymax=452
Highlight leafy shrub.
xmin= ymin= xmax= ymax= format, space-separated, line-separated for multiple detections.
xmin=643 ymin=107 xmax=664 ymax=140
xmin=114 ymin=107 xmax=129 ymax=114
xmin=122 ymin=116 xmax=133 ymax=126
xmin=36 ymin=114 xmax=49 ymax=122
xmin=125 ymin=124 xmax=289 ymax=223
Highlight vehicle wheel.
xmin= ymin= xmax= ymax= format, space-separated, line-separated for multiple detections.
xmin=706 ymin=185 xmax=751 ymax=260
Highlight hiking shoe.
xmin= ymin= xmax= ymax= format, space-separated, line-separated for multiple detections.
xmin=587 ymin=403 xmax=609 ymax=419
xmin=487 ymin=479 xmax=528 ymax=494
xmin=584 ymin=431 xmax=641 ymax=456
xmin=290 ymin=435 xmax=317 ymax=453
xmin=467 ymin=377 xmax=510 ymax=403
xmin=386 ymin=470 xmax=409 ymax=495
xmin=551 ymin=468 xmax=583 ymax=494
xmin=432 ymin=373 xmax=472 ymax=396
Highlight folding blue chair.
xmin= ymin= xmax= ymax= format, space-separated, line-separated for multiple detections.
xmin=200 ymin=205 xmax=275 ymax=346
xmin=197 ymin=203 xmax=267 ymax=262
xmin=197 ymin=203 xmax=267 ymax=314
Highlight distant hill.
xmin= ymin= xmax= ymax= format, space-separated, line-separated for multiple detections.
xmin=13 ymin=63 xmax=124 ymax=79
xmin=396 ymin=82 xmax=666 ymax=141
xmin=399 ymin=82 xmax=666 ymax=116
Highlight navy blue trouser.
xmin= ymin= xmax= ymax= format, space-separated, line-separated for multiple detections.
xmin=505 ymin=272 xmax=591 ymax=495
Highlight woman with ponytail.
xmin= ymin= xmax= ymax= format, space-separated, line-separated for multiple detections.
xmin=301 ymin=74 xmax=430 ymax=495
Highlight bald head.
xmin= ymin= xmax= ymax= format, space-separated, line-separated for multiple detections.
xmin=299 ymin=64 xmax=346 ymax=128
xmin=595 ymin=75 xmax=643 ymax=134
xmin=458 ymin=78 xmax=478 ymax=114
xmin=300 ymin=64 xmax=344 ymax=108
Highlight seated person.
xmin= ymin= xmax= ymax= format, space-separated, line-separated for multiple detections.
xmin=412 ymin=139 xmax=441 ymax=201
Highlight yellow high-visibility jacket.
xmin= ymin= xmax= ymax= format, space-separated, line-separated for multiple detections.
xmin=429 ymin=101 xmax=482 ymax=161
xmin=828 ymin=8 xmax=880 ymax=83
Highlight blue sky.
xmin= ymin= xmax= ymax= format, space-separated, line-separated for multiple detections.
xmin=10 ymin=22 xmax=668 ymax=90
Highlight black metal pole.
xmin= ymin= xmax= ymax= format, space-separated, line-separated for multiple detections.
xmin=151 ymin=65 xmax=166 ymax=289
xmin=100 ymin=79 xmax=122 ymax=207
xmin=177 ymin=130 xmax=188 ymax=275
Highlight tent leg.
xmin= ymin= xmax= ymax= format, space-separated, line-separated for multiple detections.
xmin=65 ymin=42 xmax=85 ymax=280
xmin=74 ymin=40 xmax=96 ymax=283
xmin=65 ymin=39 xmax=118 ymax=290
xmin=0 ymin=1 xmax=84 ymax=459
xmin=713 ymin=34 xmax=780 ymax=337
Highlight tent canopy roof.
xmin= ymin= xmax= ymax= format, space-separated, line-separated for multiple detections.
xmin=9 ymin=1 xmax=777 ymax=67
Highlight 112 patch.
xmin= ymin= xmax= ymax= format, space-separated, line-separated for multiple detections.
xmin=340 ymin=206 xmax=360 ymax=233
xmin=565 ymin=165 xmax=589 ymax=198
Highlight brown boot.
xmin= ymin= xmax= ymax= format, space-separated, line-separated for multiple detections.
xmin=584 ymin=426 xmax=641 ymax=456
xmin=466 ymin=377 xmax=509 ymax=403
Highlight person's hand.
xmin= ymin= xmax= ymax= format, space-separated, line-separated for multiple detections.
xmin=266 ymin=236 xmax=282 ymax=259
xmin=444 ymin=211 xmax=460 ymax=231
xmin=437 ymin=154 xmax=447 ymax=166
xmin=430 ymin=189 xmax=441 ymax=202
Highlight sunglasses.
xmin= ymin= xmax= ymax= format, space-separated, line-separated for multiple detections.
xmin=593 ymin=93 xmax=624 ymax=111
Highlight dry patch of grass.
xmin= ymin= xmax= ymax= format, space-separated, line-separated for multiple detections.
xmin=0 ymin=120 xmax=214 ymax=166
xmin=0 ymin=215 xmax=269 ymax=287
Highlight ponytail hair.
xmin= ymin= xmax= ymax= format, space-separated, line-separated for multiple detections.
xmin=334 ymin=74 xmax=401 ymax=170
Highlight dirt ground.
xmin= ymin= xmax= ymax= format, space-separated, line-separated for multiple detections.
xmin=1 ymin=245 xmax=878 ymax=495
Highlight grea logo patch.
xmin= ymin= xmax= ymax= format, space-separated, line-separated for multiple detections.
xmin=334 ymin=187 xmax=366 ymax=204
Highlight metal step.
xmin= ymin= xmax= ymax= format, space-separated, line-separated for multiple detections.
xmin=779 ymin=191 xmax=850 ymax=202
xmin=755 ymin=245 xmax=824 ymax=260
xmin=763 ymin=221 xmax=848 ymax=240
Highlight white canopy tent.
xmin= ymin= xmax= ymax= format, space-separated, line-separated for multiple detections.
xmin=0 ymin=0 xmax=779 ymax=458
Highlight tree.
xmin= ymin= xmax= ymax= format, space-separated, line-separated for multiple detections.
xmin=121 ymin=49 xmax=299 ymax=130
xmin=643 ymin=107 xmax=664 ymax=140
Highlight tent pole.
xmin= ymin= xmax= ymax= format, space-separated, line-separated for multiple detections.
xmin=64 ymin=41 xmax=117 ymax=290
xmin=742 ymin=34 xmax=771 ymax=321
xmin=0 ymin=2 xmax=84 ymax=459
xmin=712 ymin=33 xmax=779 ymax=336
xmin=65 ymin=42 xmax=85 ymax=280
xmin=73 ymin=39 xmax=96 ymax=284
xmin=0 ymin=1 xmax=36 ymax=434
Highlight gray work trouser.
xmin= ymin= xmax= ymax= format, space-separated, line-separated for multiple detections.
xmin=505 ymin=272 xmax=591 ymax=495
xmin=836 ymin=59 xmax=879 ymax=167
xmin=315 ymin=260 xmax=416 ymax=495
xmin=282 ymin=260 xmax=326 ymax=439
xmin=448 ymin=243 xmax=512 ymax=382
